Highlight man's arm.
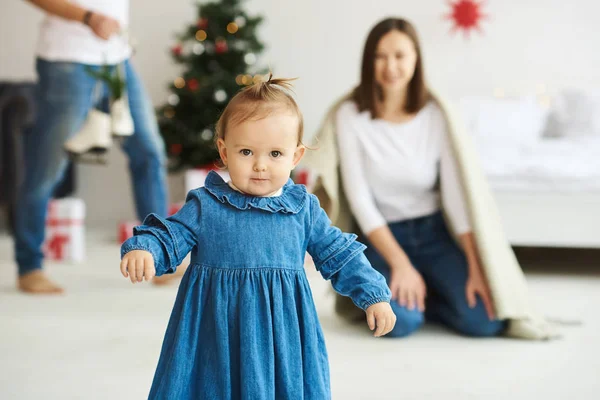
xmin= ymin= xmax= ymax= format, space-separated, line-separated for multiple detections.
xmin=25 ymin=0 xmax=121 ymax=40
xmin=26 ymin=0 xmax=88 ymax=24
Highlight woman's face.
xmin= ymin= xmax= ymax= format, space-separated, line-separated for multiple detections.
xmin=374 ymin=30 xmax=417 ymax=95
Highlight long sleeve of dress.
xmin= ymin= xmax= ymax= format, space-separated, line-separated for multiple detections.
xmin=306 ymin=195 xmax=391 ymax=310
xmin=120 ymin=189 xmax=203 ymax=276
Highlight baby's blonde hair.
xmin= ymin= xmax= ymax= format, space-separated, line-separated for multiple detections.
xmin=215 ymin=74 xmax=304 ymax=146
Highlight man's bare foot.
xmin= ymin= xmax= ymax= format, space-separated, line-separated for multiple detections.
xmin=152 ymin=263 xmax=188 ymax=286
xmin=18 ymin=270 xmax=64 ymax=294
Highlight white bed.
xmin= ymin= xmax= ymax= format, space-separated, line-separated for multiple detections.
xmin=463 ymin=92 xmax=600 ymax=249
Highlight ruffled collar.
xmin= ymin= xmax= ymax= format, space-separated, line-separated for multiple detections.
xmin=204 ymin=171 xmax=307 ymax=214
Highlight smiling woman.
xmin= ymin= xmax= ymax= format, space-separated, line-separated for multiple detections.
xmin=308 ymin=17 xmax=508 ymax=339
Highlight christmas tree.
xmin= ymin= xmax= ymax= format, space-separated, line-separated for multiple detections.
xmin=158 ymin=0 xmax=266 ymax=171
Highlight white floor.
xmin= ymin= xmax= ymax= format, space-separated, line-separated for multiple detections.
xmin=1 ymin=232 xmax=599 ymax=400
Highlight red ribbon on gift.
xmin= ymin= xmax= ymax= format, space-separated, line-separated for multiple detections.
xmin=46 ymin=233 xmax=70 ymax=260
xmin=46 ymin=201 xmax=83 ymax=226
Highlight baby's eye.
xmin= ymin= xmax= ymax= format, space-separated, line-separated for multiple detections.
xmin=270 ymin=151 xmax=282 ymax=158
xmin=240 ymin=149 xmax=252 ymax=156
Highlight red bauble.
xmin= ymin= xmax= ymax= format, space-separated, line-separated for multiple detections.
xmin=187 ymin=78 xmax=199 ymax=91
xmin=171 ymin=44 xmax=182 ymax=56
xmin=197 ymin=18 xmax=208 ymax=29
xmin=170 ymin=143 xmax=183 ymax=155
xmin=215 ymin=40 xmax=228 ymax=54
xmin=445 ymin=0 xmax=487 ymax=37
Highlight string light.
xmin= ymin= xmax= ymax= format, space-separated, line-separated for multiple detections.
xmin=168 ymin=94 xmax=180 ymax=105
xmin=214 ymin=89 xmax=227 ymax=103
xmin=193 ymin=43 xmax=205 ymax=55
xmin=164 ymin=107 xmax=175 ymax=118
xmin=174 ymin=77 xmax=185 ymax=88
xmin=235 ymin=75 xmax=244 ymax=85
xmin=244 ymin=53 xmax=256 ymax=65
xmin=227 ymin=22 xmax=239 ymax=34
xmin=195 ymin=30 xmax=207 ymax=41
xmin=235 ymin=16 xmax=246 ymax=27
xmin=201 ymin=129 xmax=213 ymax=141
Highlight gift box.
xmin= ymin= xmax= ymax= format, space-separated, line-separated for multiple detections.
xmin=118 ymin=203 xmax=184 ymax=244
xmin=169 ymin=202 xmax=184 ymax=216
xmin=43 ymin=197 xmax=86 ymax=262
xmin=185 ymin=166 xmax=229 ymax=193
xmin=118 ymin=220 xmax=140 ymax=244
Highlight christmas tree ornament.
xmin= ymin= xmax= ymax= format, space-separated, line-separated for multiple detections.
xmin=215 ymin=38 xmax=229 ymax=54
xmin=187 ymin=78 xmax=200 ymax=91
xmin=168 ymin=94 xmax=180 ymax=106
xmin=193 ymin=43 xmax=205 ymax=55
xmin=241 ymin=74 xmax=252 ymax=85
xmin=195 ymin=30 xmax=208 ymax=41
xmin=227 ymin=22 xmax=239 ymax=34
xmin=197 ymin=17 xmax=208 ymax=30
xmin=233 ymin=40 xmax=247 ymax=51
xmin=164 ymin=107 xmax=175 ymax=118
xmin=170 ymin=143 xmax=183 ymax=155
xmin=214 ymin=89 xmax=227 ymax=103
xmin=174 ymin=77 xmax=186 ymax=88
xmin=244 ymin=53 xmax=257 ymax=65
xmin=234 ymin=16 xmax=246 ymax=28
xmin=171 ymin=44 xmax=183 ymax=56
xmin=201 ymin=129 xmax=214 ymax=141
xmin=204 ymin=42 xmax=215 ymax=54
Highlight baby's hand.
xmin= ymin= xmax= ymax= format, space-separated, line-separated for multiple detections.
xmin=365 ymin=302 xmax=396 ymax=337
xmin=120 ymin=250 xmax=155 ymax=283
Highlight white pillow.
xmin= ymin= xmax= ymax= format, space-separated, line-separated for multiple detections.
xmin=542 ymin=89 xmax=600 ymax=138
xmin=460 ymin=95 xmax=548 ymax=147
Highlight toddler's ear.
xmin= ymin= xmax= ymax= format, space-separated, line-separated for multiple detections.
xmin=217 ymin=138 xmax=228 ymax=165
xmin=292 ymin=145 xmax=305 ymax=167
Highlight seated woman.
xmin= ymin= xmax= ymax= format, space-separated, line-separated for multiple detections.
xmin=303 ymin=17 xmax=555 ymax=340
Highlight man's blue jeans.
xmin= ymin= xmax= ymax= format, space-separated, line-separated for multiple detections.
xmin=14 ymin=58 xmax=167 ymax=275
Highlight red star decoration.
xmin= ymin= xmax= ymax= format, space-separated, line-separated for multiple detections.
xmin=445 ymin=0 xmax=488 ymax=37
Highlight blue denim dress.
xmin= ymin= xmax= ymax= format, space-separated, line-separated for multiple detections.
xmin=121 ymin=171 xmax=391 ymax=400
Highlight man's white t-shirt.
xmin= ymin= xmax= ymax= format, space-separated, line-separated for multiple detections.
xmin=36 ymin=0 xmax=131 ymax=65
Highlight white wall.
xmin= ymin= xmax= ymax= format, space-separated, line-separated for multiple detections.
xmin=2 ymin=0 xmax=600 ymax=229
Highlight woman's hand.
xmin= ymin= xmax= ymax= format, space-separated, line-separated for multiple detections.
xmin=389 ymin=262 xmax=427 ymax=312
xmin=465 ymin=263 xmax=495 ymax=320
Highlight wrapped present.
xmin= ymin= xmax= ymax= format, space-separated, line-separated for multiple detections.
xmin=293 ymin=168 xmax=310 ymax=186
xmin=118 ymin=203 xmax=183 ymax=244
xmin=118 ymin=220 xmax=140 ymax=244
xmin=169 ymin=202 xmax=184 ymax=216
xmin=185 ymin=166 xmax=229 ymax=193
xmin=43 ymin=197 xmax=86 ymax=262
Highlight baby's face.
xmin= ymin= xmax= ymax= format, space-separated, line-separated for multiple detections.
xmin=217 ymin=112 xmax=305 ymax=197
